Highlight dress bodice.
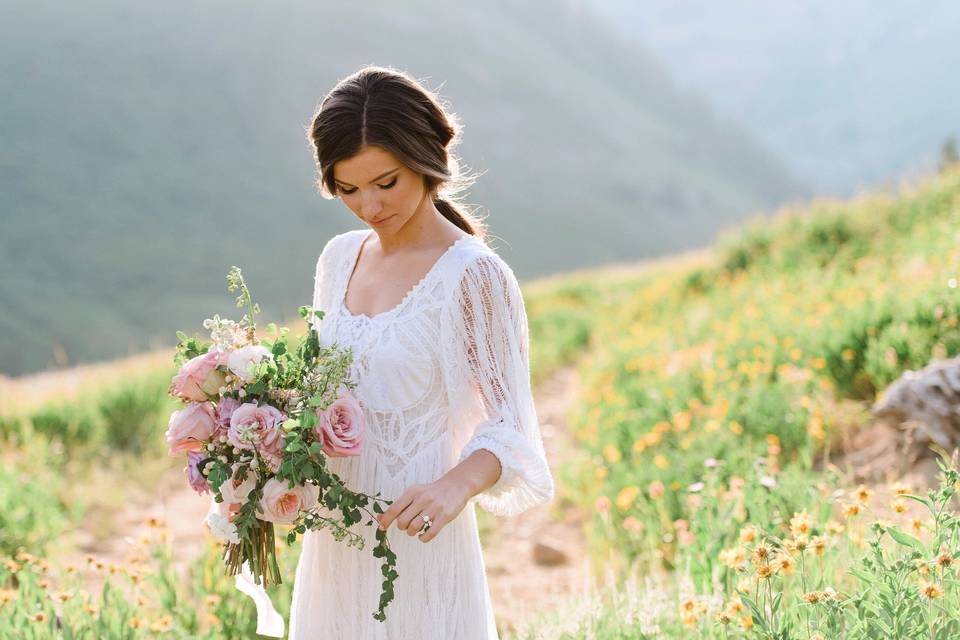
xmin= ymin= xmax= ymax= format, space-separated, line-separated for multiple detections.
xmin=314 ymin=231 xmax=482 ymax=480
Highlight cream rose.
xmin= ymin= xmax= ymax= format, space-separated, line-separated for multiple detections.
xmin=218 ymin=463 xmax=259 ymax=504
xmin=257 ymin=478 xmax=319 ymax=525
xmin=227 ymin=345 xmax=275 ymax=383
xmin=165 ymin=402 xmax=217 ymax=455
xmin=170 ymin=350 xmax=229 ymax=402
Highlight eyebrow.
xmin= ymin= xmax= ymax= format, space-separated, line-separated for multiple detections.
xmin=334 ymin=168 xmax=400 ymax=188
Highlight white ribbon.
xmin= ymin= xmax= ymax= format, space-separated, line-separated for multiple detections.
xmin=203 ymin=499 xmax=286 ymax=637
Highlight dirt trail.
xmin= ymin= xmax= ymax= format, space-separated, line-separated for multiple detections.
xmin=484 ymin=365 xmax=593 ymax=638
xmin=57 ymin=364 xmax=593 ymax=633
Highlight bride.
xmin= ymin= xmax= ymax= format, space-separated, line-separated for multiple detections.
xmin=240 ymin=65 xmax=555 ymax=639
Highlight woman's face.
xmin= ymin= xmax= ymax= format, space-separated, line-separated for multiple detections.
xmin=332 ymin=145 xmax=429 ymax=231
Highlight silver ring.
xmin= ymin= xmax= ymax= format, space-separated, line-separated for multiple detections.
xmin=419 ymin=513 xmax=433 ymax=533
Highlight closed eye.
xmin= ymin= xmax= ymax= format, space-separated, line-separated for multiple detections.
xmin=338 ymin=177 xmax=397 ymax=195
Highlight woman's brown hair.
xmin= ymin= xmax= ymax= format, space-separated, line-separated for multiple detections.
xmin=307 ymin=65 xmax=486 ymax=240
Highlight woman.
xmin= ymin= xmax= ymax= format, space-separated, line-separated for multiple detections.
xmin=284 ymin=65 xmax=554 ymax=639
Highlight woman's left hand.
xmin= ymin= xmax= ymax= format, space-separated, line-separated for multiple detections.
xmin=376 ymin=477 xmax=471 ymax=543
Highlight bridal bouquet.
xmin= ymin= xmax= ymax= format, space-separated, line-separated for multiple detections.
xmin=165 ymin=266 xmax=398 ymax=622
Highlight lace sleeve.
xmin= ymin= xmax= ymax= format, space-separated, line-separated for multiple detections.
xmin=444 ymin=253 xmax=555 ymax=517
xmin=310 ymin=234 xmax=342 ymax=335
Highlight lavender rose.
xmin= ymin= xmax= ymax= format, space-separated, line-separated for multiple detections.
xmin=215 ymin=396 xmax=240 ymax=438
xmin=185 ymin=451 xmax=211 ymax=494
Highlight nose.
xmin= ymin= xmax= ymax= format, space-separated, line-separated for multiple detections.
xmin=360 ymin=191 xmax=382 ymax=217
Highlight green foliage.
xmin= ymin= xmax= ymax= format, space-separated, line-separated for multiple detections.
xmin=0 ymin=450 xmax=70 ymax=557
xmin=97 ymin=371 xmax=174 ymax=455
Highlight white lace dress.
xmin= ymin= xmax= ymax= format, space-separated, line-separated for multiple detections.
xmin=275 ymin=228 xmax=555 ymax=639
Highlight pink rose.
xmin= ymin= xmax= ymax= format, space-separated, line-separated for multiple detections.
xmin=218 ymin=463 xmax=259 ymax=504
xmin=314 ymin=391 xmax=365 ymax=457
xmin=257 ymin=478 xmax=319 ymax=525
xmin=171 ymin=350 xmax=229 ymax=402
xmin=228 ymin=402 xmax=286 ymax=456
xmin=166 ymin=402 xmax=217 ymax=455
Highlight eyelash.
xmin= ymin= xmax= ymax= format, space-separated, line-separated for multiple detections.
xmin=338 ymin=177 xmax=397 ymax=195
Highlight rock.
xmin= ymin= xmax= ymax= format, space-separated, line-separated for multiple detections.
xmin=532 ymin=541 xmax=568 ymax=567
xmin=872 ymin=355 xmax=960 ymax=459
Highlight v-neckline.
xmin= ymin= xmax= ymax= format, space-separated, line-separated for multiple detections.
xmin=340 ymin=229 xmax=475 ymax=323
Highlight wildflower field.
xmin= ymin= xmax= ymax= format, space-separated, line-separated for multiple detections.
xmin=517 ymin=165 xmax=960 ymax=638
xmin=1 ymin=165 xmax=960 ymax=638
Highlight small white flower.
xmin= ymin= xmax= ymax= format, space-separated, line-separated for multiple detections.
xmin=688 ymin=482 xmax=705 ymax=493
xmin=206 ymin=513 xmax=240 ymax=544
xmin=238 ymin=389 xmax=247 ymax=398
xmin=704 ymin=458 xmax=718 ymax=468
xmin=760 ymin=476 xmax=777 ymax=489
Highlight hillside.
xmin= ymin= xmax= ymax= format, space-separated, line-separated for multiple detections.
xmin=0 ymin=0 xmax=807 ymax=375
xmin=594 ymin=0 xmax=960 ymax=195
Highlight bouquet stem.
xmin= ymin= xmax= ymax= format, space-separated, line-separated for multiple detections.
xmin=223 ymin=520 xmax=282 ymax=587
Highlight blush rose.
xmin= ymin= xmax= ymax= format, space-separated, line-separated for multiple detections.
xmin=166 ymin=402 xmax=218 ymax=455
xmin=315 ymin=391 xmax=366 ymax=457
xmin=171 ymin=350 xmax=229 ymax=402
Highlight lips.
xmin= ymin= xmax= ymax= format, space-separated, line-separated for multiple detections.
xmin=372 ymin=215 xmax=394 ymax=226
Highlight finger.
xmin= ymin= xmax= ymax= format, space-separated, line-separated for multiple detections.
xmin=379 ymin=491 xmax=415 ymax=531
xmin=397 ymin=497 xmax=429 ymax=533
xmin=417 ymin=512 xmax=448 ymax=543
xmin=404 ymin=507 xmax=431 ymax=537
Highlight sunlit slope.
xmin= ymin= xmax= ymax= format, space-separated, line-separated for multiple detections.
xmin=556 ymin=165 xmax=960 ymax=567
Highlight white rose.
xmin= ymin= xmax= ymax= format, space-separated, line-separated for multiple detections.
xmin=227 ymin=345 xmax=275 ymax=383
xmin=206 ymin=512 xmax=240 ymax=544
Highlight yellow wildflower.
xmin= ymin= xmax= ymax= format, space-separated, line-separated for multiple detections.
xmin=789 ymin=511 xmax=813 ymax=536
xmin=615 ymin=486 xmax=640 ymax=511
xmin=919 ymin=579 xmax=944 ymax=599
xmin=603 ymin=443 xmax=621 ymax=464
xmin=739 ymin=525 xmax=759 ymax=544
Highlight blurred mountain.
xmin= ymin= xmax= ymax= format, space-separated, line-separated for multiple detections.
xmin=593 ymin=0 xmax=960 ymax=196
xmin=0 ymin=0 xmax=808 ymax=375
